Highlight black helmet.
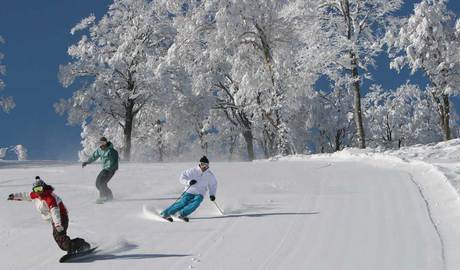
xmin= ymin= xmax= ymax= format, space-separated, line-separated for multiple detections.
xmin=32 ymin=176 xmax=47 ymax=192
xmin=199 ymin=156 xmax=209 ymax=164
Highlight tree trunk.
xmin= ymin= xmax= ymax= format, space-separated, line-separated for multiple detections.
xmin=351 ymin=52 xmax=366 ymax=149
xmin=342 ymin=0 xmax=365 ymax=149
xmin=158 ymin=146 xmax=163 ymax=162
xmin=442 ymin=94 xmax=451 ymax=140
xmin=242 ymin=129 xmax=255 ymax=161
xmin=255 ymin=22 xmax=291 ymax=156
xmin=260 ymin=131 xmax=271 ymax=159
xmin=199 ymin=132 xmax=208 ymax=155
xmin=227 ymin=133 xmax=238 ymax=161
xmin=157 ymin=137 xmax=164 ymax=162
xmin=155 ymin=120 xmax=164 ymax=162
xmin=431 ymin=92 xmax=452 ymax=141
xmin=123 ymin=99 xmax=135 ymax=161
xmin=335 ymin=128 xmax=344 ymax=152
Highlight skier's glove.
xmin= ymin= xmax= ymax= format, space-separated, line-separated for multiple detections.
xmin=82 ymin=162 xmax=88 ymax=168
xmin=55 ymin=224 xmax=64 ymax=233
xmin=7 ymin=193 xmax=14 ymax=200
xmin=189 ymin=180 xmax=197 ymax=186
xmin=210 ymin=195 xmax=216 ymax=201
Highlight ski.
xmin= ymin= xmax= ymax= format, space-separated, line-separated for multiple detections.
xmin=142 ymin=204 xmax=173 ymax=222
xmin=173 ymin=215 xmax=189 ymax=222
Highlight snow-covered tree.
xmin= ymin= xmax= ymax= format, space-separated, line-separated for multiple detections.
xmin=176 ymin=92 xmax=214 ymax=155
xmin=215 ymin=0 xmax=310 ymax=156
xmin=307 ymin=82 xmax=355 ymax=153
xmin=154 ymin=53 xmax=215 ymax=158
xmin=164 ymin=0 xmax=323 ymax=158
xmin=134 ymin=110 xmax=168 ymax=161
xmin=55 ymin=0 xmax=460 ymax=160
xmin=0 ymin=35 xmax=15 ymax=113
xmin=211 ymin=73 xmax=256 ymax=160
xmin=363 ymin=83 xmax=443 ymax=148
xmin=57 ymin=0 xmax=176 ymax=160
xmin=385 ymin=0 xmax=460 ymax=140
xmin=160 ymin=1 xmax=257 ymax=159
xmin=317 ymin=0 xmax=404 ymax=148
xmin=207 ymin=110 xmax=248 ymax=160
xmin=14 ymin=145 xmax=28 ymax=161
xmin=0 ymin=145 xmax=28 ymax=160
xmin=0 ymin=147 xmax=6 ymax=159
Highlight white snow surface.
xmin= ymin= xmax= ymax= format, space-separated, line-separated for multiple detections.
xmin=2 ymin=140 xmax=460 ymax=269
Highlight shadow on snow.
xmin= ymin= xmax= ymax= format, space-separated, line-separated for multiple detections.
xmin=194 ymin=212 xmax=320 ymax=220
xmin=65 ymin=253 xmax=190 ymax=263
xmin=113 ymin=197 xmax=178 ymax=202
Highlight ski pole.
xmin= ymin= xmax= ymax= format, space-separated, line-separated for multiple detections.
xmin=171 ymin=185 xmax=191 ymax=205
xmin=213 ymin=201 xmax=225 ymax=216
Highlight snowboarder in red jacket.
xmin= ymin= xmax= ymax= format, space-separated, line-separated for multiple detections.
xmin=7 ymin=176 xmax=90 ymax=254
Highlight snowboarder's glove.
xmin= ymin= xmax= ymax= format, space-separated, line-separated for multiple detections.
xmin=7 ymin=193 xmax=14 ymax=200
xmin=189 ymin=180 xmax=197 ymax=186
xmin=82 ymin=162 xmax=88 ymax=168
xmin=210 ymin=195 xmax=216 ymax=201
xmin=55 ymin=224 xmax=64 ymax=233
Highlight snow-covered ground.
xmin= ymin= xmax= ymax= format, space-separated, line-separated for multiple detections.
xmin=2 ymin=140 xmax=460 ymax=270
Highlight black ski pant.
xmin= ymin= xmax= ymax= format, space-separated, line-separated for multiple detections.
xmin=52 ymin=215 xmax=88 ymax=253
xmin=96 ymin=169 xmax=116 ymax=200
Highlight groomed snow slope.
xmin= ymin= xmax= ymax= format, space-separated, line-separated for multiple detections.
xmin=1 ymin=143 xmax=460 ymax=270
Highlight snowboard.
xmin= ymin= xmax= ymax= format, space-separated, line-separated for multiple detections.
xmin=59 ymin=247 xmax=98 ymax=263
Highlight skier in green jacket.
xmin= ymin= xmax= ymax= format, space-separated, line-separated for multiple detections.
xmin=82 ymin=137 xmax=119 ymax=204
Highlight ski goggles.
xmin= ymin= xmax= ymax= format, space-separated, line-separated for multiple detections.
xmin=199 ymin=162 xmax=209 ymax=169
xmin=32 ymin=186 xmax=44 ymax=193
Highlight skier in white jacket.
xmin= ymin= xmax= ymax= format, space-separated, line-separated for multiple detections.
xmin=161 ymin=156 xmax=217 ymax=222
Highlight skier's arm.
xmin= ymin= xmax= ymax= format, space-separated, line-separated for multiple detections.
xmin=45 ymin=197 xmax=63 ymax=231
xmin=208 ymin=173 xmax=218 ymax=197
xmin=7 ymin=192 xmax=32 ymax=201
xmin=179 ymin=168 xmax=195 ymax=186
xmin=50 ymin=207 xmax=63 ymax=230
xmin=86 ymin=149 xmax=101 ymax=164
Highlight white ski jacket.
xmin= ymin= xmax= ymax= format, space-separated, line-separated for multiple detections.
xmin=180 ymin=165 xmax=217 ymax=197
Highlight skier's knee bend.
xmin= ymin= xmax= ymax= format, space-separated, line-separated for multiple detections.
xmin=56 ymin=235 xmax=72 ymax=252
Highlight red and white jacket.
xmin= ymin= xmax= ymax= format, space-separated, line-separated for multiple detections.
xmin=11 ymin=186 xmax=68 ymax=227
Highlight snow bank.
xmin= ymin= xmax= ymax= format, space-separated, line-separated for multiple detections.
xmin=383 ymin=139 xmax=460 ymax=192
xmin=276 ymin=139 xmax=460 ymax=192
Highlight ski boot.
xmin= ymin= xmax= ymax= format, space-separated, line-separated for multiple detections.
xmin=177 ymin=215 xmax=189 ymax=222
xmin=160 ymin=214 xmax=173 ymax=222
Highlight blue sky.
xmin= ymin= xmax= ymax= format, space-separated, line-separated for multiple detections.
xmin=0 ymin=0 xmax=458 ymax=160
xmin=0 ymin=1 xmax=111 ymax=160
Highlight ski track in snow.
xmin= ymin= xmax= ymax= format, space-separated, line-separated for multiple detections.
xmin=256 ymin=162 xmax=330 ymax=269
xmin=406 ymin=172 xmax=447 ymax=270
xmin=168 ymin=204 xmax=241 ymax=270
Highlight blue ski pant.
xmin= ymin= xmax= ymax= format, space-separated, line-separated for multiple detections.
xmin=161 ymin=193 xmax=204 ymax=217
